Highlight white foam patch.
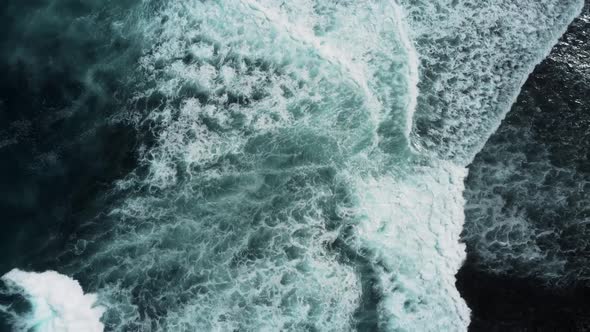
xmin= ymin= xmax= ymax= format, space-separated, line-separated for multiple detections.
xmin=348 ymin=162 xmax=470 ymax=331
xmin=1 ymin=269 xmax=104 ymax=332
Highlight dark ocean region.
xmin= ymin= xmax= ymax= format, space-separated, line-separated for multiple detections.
xmin=0 ymin=0 xmax=145 ymax=268
xmin=0 ymin=0 xmax=587 ymax=331
xmin=0 ymin=1 xmax=146 ymax=329
xmin=459 ymin=2 xmax=590 ymax=331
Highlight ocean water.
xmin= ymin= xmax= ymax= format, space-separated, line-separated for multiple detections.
xmin=464 ymin=2 xmax=590 ymax=285
xmin=0 ymin=0 xmax=584 ymax=331
xmin=459 ymin=2 xmax=590 ymax=330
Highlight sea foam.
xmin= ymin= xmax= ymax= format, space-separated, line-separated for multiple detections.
xmin=1 ymin=269 xmax=104 ymax=332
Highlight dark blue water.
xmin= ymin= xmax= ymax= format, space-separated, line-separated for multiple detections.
xmin=0 ymin=0 xmax=142 ymax=306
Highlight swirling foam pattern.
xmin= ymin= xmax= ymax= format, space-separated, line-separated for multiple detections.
xmin=2 ymin=0 xmax=583 ymax=331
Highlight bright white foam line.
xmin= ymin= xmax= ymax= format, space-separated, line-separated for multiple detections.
xmin=241 ymin=0 xmax=420 ymax=146
xmin=240 ymin=0 xmax=381 ymax=119
xmin=390 ymin=2 xmax=420 ymax=143
xmin=2 ymin=269 xmax=104 ymax=332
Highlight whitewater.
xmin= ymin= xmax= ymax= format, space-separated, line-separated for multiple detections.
xmin=0 ymin=0 xmax=583 ymax=331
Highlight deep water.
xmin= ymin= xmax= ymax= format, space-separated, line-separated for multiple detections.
xmin=0 ymin=0 xmax=586 ymax=331
xmin=460 ymin=2 xmax=590 ymax=330
xmin=0 ymin=1 xmax=144 ymax=329
xmin=0 ymin=0 xmax=143 ymax=271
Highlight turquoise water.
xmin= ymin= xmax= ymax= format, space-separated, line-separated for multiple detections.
xmin=0 ymin=0 xmax=583 ymax=331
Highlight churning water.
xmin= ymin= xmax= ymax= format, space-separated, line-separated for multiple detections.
xmin=0 ymin=0 xmax=584 ymax=331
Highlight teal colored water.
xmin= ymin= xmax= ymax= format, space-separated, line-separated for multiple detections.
xmin=0 ymin=0 xmax=583 ymax=331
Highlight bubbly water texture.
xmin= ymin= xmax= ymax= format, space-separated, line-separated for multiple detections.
xmin=463 ymin=4 xmax=590 ymax=285
xmin=0 ymin=269 xmax=104 ymax=332
xmin=3 ymin=0 xmax=583 ymax=331
xmin=400 ymin=0 xmax=584 ymax=163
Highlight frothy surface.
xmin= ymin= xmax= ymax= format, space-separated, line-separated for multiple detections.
xmin=1 ymin=269 xmax=104 ymax=332
xmin=400 ymin=0 xmax=584 ymax=163
xmin=0 ymin=0 xmax=584 ymax=330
